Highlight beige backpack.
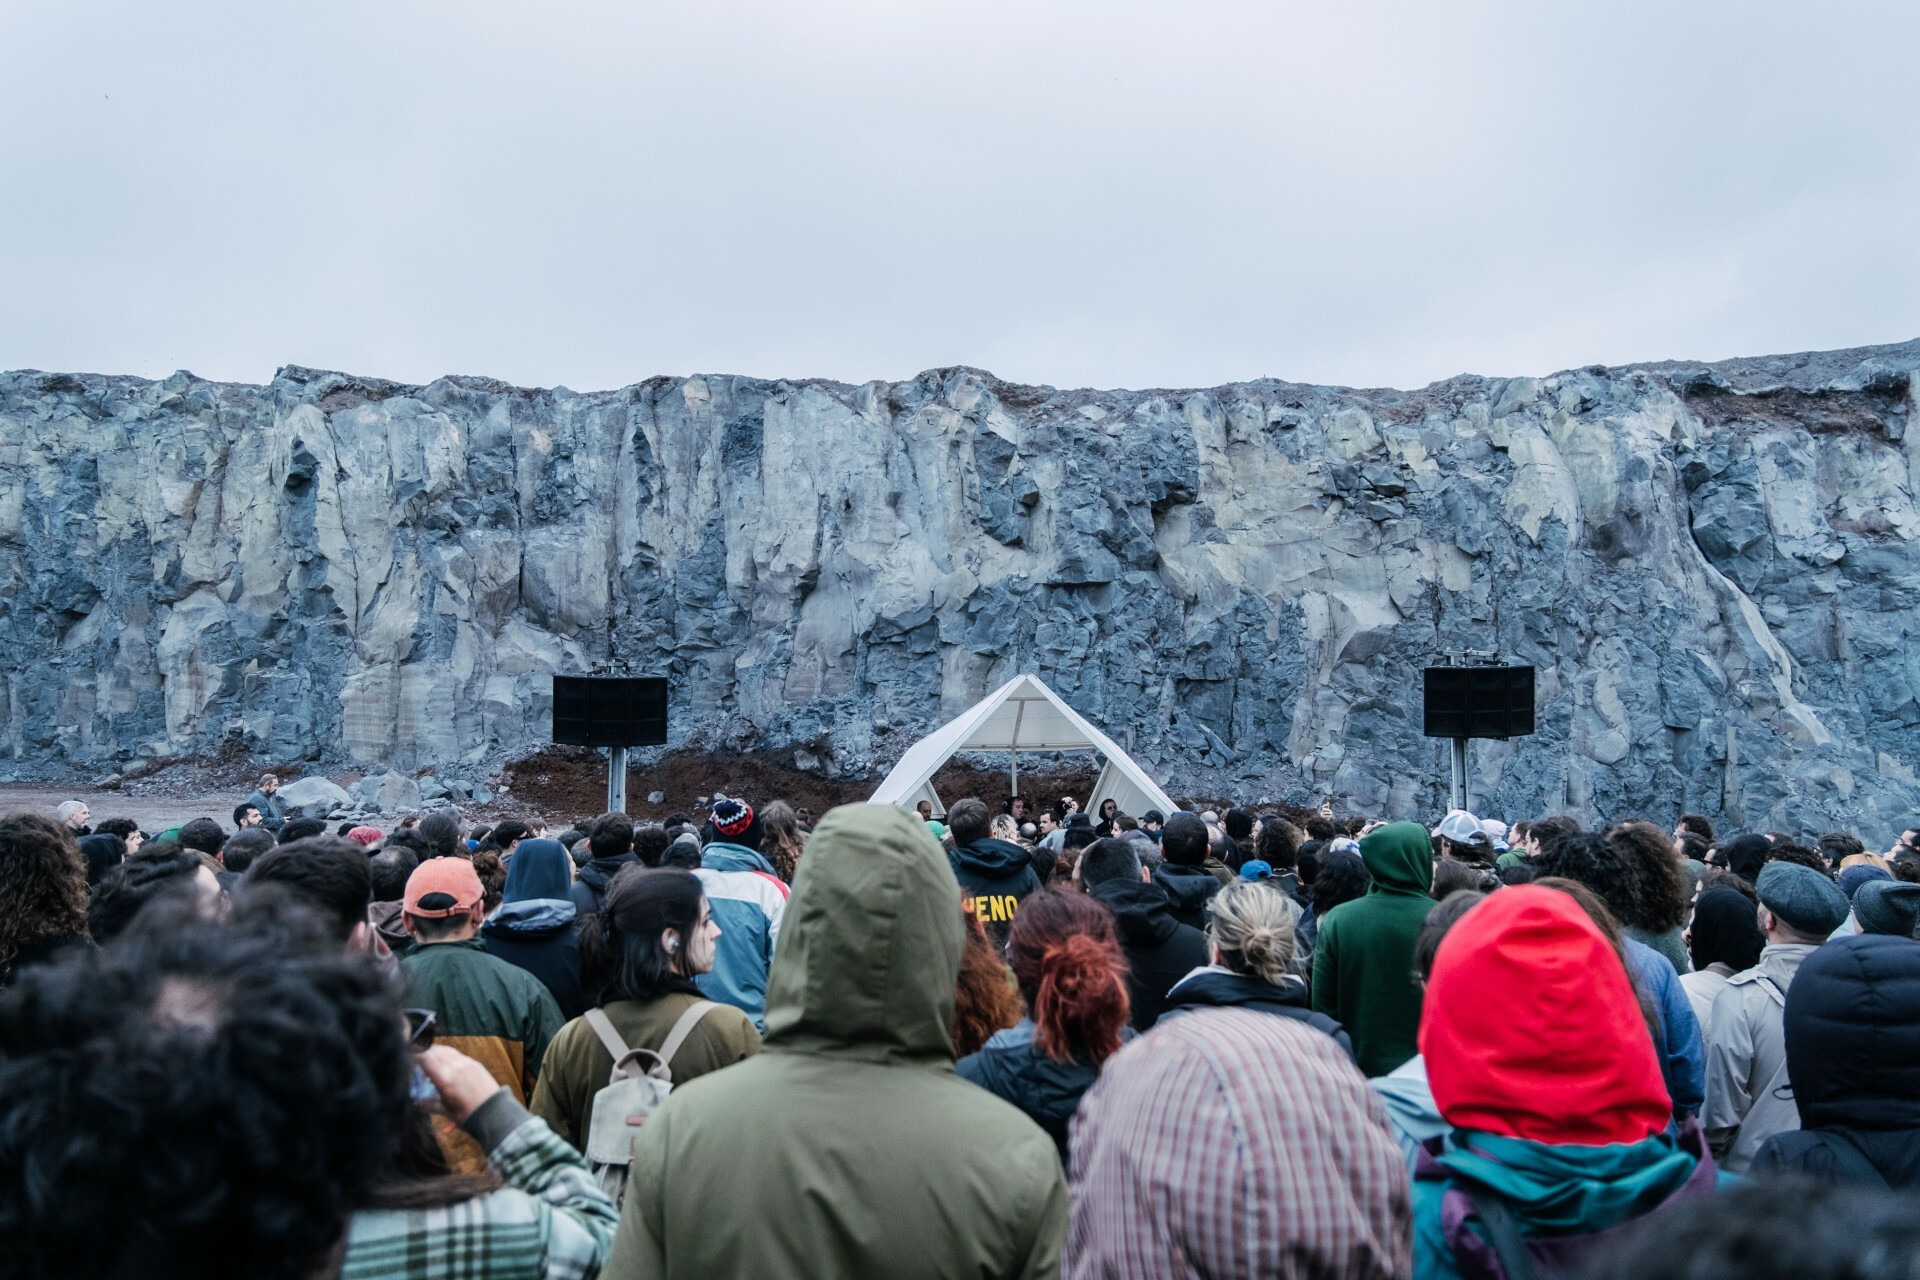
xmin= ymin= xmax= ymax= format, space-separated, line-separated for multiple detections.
xmin=581 ymin=1000 xmax=716 ymax=1206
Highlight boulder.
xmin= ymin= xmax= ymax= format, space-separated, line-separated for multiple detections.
xmin=275 ymin=776 xmax=352 ymax=815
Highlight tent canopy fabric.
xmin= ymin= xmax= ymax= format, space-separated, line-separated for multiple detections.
xmin=869 ymin=674 xmax=1176 ymax=819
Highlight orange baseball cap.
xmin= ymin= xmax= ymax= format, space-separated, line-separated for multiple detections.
xmin=404 ymin=857 xmax=484 ymax=917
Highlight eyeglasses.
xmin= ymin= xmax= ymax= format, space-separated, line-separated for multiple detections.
xmin=404 ymin=1008 xmax=437 ymax=1050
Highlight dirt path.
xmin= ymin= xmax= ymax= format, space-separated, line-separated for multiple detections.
xmin=0 ymin=784 xmax=262 ymax=835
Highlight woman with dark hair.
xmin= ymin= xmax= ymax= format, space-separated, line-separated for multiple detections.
xmin=1680 ymin=887 xmax=1767 ymax=1040
xmin=1254 ymin=815 xmax=1303 ymax=899
xmin=76 ymin=832 xmax=126 ymax=888
xmin=1298 ymin=847 xmax=1371 ymax=954
xmin=1095 ymin=797 xmax=1121 ymax=838
xmin=957 ymin=886 xmax=1134 ymax=1161
xmin=531 ymin=867 xmax=760 ymax=1151
xmin=951 ymin=908 xmax=1022 ymax=1059
xmin=0 ymin=813 xmax=91 ymax=986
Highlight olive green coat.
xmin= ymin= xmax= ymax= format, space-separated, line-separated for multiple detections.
xmin=605 ymin=803 xmax=1067 ymax=1280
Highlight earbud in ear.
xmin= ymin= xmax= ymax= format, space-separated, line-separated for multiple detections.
xmin=664 ymin=932 xmax=680 ymax=953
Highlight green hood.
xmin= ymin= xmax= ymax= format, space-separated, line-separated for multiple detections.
xmin=1433 ymin=1129 xmax=1699 ymax=1235
xmin=762 ymin=803 xmax=963 ymax=1067
xmin=1361 ymin=821 xmax=1434 ymax=897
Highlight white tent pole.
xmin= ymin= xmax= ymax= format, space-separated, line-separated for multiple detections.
xmin=1009 ymin=698 xmax=1026 ymax=802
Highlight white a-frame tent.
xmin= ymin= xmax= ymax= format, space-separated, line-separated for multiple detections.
xmin=869 ymin=674 xmax=1177 ymax=818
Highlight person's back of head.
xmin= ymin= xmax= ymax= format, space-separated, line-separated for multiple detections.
xmin=88 ymin=848 xmax=214 ymax=944
xmin=0 ymin=910 xmax=408 ymax=1280
xmin=1205 ymin=880 xmax=1299 ymax=985
xmin=1817 ymin=831 xmax=1864 ymax=869
xmin=1061 ymin=821 xmax=1099 ymax=856
xmin=368 ymin=848 xmax=416 ymax=904
xmin=631 ymin=821 xmax=670 ymax=867
xmin=1311 ymin=850 xmax=1372 ymax=916
xmin=587 ymin=811 xmax=635 ymax=861
xmin=1005 ymin=887 xmax=1129 ymax=1060
xmin=1078 ymin=837 xmax=1142 ymax=890
xmin=489 ymin=819 xmax=533 ymax=850
xmin=278 ymin=817 xmax=328 ymax=844
xmin=0 ymin=813 xmax=90 ymax=976
xmin=946 ymin=798 xmax=990 ymax=848
xmin=221 ymin=827 xmax=276 ymax=876
xmin=1296 ymin=839 xmax=1326 ymax=886
xmin=1412 ymin=889 xmax=1488 ymax=985
xmin=1222 ymin=808 xmax=1254 ymax=841
xmin=1532 ymin=829 xmax=1685 ymax=935
xmin=1304 ymin=815 xmax=1336 ymax=841
xmin=1255 ymin=816 xmax=1302 ymax=870
xmin=244 ymin=837 xmax=374 ymax=944
xmin=177 ymin=817 xmax=226 ymax=857
xmin=1767 ymin=841 xmax=1832 ymax=879
xmin=381 ymin=827 xmax=430 ymax=864
xmin=1159 ymin=811 xmax=1209 ymax=867
xmin=416 ymin=812 xmax=461 ymax=859
xmin=1718 ymin=832 xmax=1772 ymax=883
xmin=578 ymin=864 xmax=706 ymax=1004
xmin=1571 ymin=1180 xmax=1920 ymax=1280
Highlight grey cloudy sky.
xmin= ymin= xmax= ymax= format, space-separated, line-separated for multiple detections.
xmin=3 ymin=1 xmax=1915 ymax=394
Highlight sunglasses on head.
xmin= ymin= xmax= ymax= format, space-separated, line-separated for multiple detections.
xmin=403 ymin=1008 xmax=437 ymax=1050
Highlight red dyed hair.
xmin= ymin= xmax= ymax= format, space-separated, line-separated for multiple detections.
xmin=1006 ymin=888 xmax=1130 ymax=1067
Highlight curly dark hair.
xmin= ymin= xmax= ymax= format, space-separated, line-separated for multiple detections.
xmin=0 ymin=813 xmax=90 ymax=980
xmin=1255 ymin=816 xmax=1303 ymax=871
xmin=87 ymin=848 xmax=210 ymax=944
xmin=0 ymin=907 xmax=409 ymax=1279
xmin=1535 ymin=825 xmax=1689 ymax=934
xmin=1766 ymin=842 xmax=1833 ymax=880
xmin=1312 ymin=850 xmax=1372 ymax=917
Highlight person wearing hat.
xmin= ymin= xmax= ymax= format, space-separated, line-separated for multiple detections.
xmin=1851 ymin=879 xmax=1920 ymax=938
xmin=694 ymin=798 xmax=790 ymax=1032
xmin=399 ymin=856 xmax=565 ymax=1174
xmin=1703 ymin=861 xmax=1850 ymax=1172
xmin=1431 ymin=810 xmax=1491 ymax=861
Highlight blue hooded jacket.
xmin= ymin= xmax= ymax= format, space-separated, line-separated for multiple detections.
xmin=694 ymin=842 xmax=789 ymax=1031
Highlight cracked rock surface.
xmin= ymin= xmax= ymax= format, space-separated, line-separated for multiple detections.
xmin=2 ymin=340 xmax=1917 ymax=831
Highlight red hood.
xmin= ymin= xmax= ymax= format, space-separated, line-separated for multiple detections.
xmin=1420 ymin=886 xmax=1669 ymax=1146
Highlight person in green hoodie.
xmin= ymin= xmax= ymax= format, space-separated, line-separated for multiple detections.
xmin=603 ymin=803 xmax=1067 ymax=1280
xmin=1312 ymin=820 xmax=1436 ymax=1077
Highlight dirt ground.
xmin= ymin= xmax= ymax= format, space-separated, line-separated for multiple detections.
xmin=497 ymin=747 xmax=1107 ymax=826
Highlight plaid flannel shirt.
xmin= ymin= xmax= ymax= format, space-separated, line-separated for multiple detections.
xmin=342 ymin=1097 xmax=618 ymax=1280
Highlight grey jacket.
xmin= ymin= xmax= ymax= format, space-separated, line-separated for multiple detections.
xmin=1704 ymin=943 xmax=1818 ymax=1173
xmin=248 ymin=788 xmax=286 ymax=833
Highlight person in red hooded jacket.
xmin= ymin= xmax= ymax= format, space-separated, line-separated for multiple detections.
xmin=1411 ymin=887 xmax=1732 ymax=1280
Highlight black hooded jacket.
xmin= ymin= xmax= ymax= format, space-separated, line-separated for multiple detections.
xmin=1750 ymin=934 xmax=1920 ymax=1188
xmin=950 ymin=839 xmax=1041 ymax=943
xmin=567 ymin=852 xmax=639 ymax=917
xmin=1085 ymin=878 xmax=1209 ymax=1032
xmin=1161 ymin=968 xmax=1355 ymax=1060
xmin=1151 ymin=862 xmax=1222 ymax=931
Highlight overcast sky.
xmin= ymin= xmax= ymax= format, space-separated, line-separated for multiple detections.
xmin=3 ymin=1 xmax=1916 ymax=394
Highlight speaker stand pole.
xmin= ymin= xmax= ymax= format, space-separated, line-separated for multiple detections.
xmin=1449 ymin=737 xmax=1468 ymax=813
xmin=607 ymin=746 xmax=629 ymax=815
xmin=1010 ymin=749 xmax=1018 ymax=803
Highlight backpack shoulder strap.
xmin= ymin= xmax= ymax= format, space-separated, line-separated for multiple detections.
xmin=583 ymin=1007 xmax=632 ymax=1062
xmin=656 ymin=1000 xmax=719 ymax=1075
xmin=1814 ymin=1130 xmax=1889 ymax=1189
xmin=1465 ymin=1188 xmax=1539 ymax=1280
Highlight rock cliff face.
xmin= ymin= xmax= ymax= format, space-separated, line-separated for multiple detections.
xmin=2 ymin=341 xmax=1917 ymax=831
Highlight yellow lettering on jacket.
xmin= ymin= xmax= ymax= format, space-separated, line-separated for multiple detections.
xmin=962 ymin=894 xmax=1023 ymax=926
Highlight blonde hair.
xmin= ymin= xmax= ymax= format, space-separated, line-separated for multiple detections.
xmin=1205 ymin=880 xmax=1298 ymax=985
xmin=990 ymin=814 xmax=1021 ymax=843
xmin=1840 ymin=853 xmax=1892 ymax=873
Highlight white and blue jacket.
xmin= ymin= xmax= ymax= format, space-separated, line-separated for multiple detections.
xmin=693 ymin=842 xmax=789 ymax=1031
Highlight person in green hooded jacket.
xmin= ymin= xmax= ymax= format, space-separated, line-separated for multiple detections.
xmin=1312 ymin=821 xmax=1436 ymax=1077
xmin=604 ymin=803 xmax=1067 ymax=1280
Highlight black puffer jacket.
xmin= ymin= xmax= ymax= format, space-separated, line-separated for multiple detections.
xmin=950 ymin=839 xmax=1041 ymax=944
xmin=1750 ymin=934 xmax=1920 ymax=1188
xmin=956 ymin=1019 xmax=1137 ymax=1163
xmin=567 ymin=852 xmax=639 ymax=917
xmin=1161 ymin=967 xmax=1355 ymax=1061
xmin=1151 ymin=862 xmax=1221 ymax=931
xmin=1086 ymin=878 xmax=1209 ymax=1032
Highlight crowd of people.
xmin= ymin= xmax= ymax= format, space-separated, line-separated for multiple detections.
xmin=2 ymin=777 xmax=1919 ymax=1279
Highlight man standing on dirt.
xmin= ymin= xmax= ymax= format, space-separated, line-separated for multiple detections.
xmin=55 ymin=800 xmax=90 ymax=835
xmin=247 ymin=774 xmax=286 ymax=834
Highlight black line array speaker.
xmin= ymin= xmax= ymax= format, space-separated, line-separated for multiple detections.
xmin=552 ymin=676 xmax=669 ymax=748
xmin=1423 ymin=665 xmax=1535 ymax=740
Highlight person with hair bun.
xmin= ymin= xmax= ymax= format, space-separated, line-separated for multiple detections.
xmin=957 ymin=886 xmax=1135 ymax=1161
xmin=1163 ymin=880 xmax=1353 ymax=1059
